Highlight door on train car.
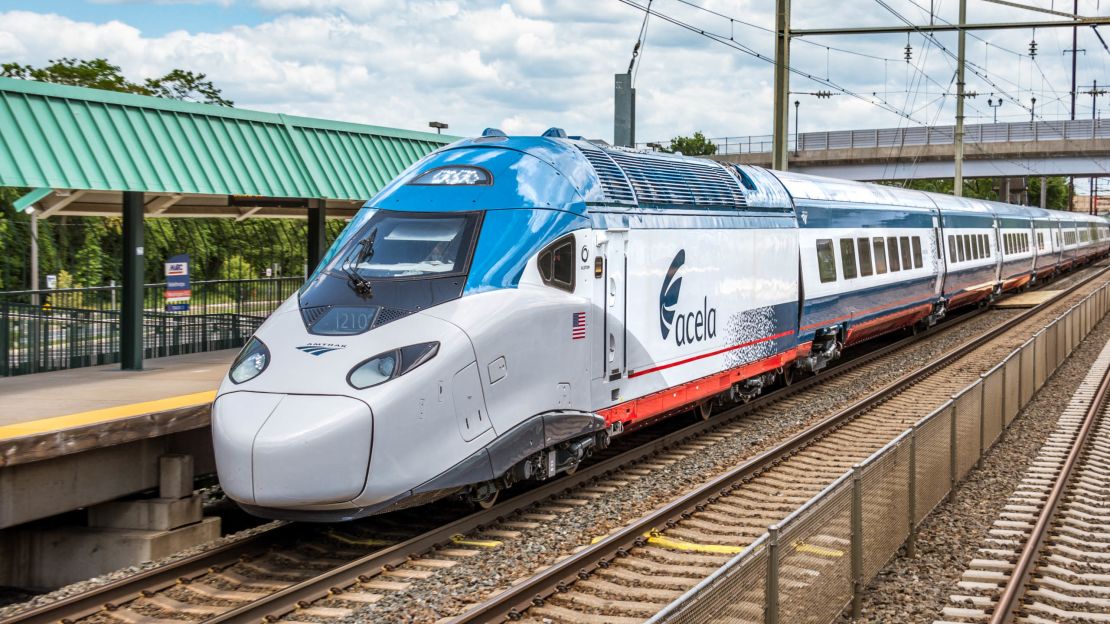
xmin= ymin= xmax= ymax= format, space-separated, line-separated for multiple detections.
xmin=931 ymin=214 xmax=944 ymax=296
xmin=603 ymin=228 xmax=628 ymax=382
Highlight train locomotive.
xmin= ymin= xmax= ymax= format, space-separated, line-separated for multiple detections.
xmin=212 ymin=128 xmax=1110 ymax=521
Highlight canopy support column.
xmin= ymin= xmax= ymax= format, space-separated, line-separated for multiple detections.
xmin=121 ymin=191 xmax=144 ymax=371
xmin=307 ymin=199 xmax=326 ymax=274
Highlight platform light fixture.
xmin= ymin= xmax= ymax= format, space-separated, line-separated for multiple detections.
xmin=428 ymin=121 xmax=448 ymax=134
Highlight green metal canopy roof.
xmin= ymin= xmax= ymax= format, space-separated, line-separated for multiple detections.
xmin=0 ymin=77 xmax=456 ymax=200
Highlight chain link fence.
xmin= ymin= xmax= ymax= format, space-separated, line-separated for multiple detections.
xmin=652 ymin=282 xmax=1110 ymax=624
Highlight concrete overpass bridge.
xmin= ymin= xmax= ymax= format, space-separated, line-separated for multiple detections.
xmin=704 ymin=118 xmax=1109 ymax=181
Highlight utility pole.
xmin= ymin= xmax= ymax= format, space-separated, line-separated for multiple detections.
xmin=1083 ymin=81 xmax=1107 ymax=120
xmin=954 ymin=0 xmax=967 ymax=197
xmin=1071 ymin=0 xmax=1079 ymax=120
xmin=772 ymin=0 xmax=791 ymax=171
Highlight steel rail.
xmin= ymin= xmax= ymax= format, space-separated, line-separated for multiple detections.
xmin=447 ymin=265 xmax=1110 ymax=624
xmin=3 ymin=263 xmax=1103 ymax=624
xmin=987 ymin=347 xmax=1110 ymax=624
xmin=0 ymin=523 xmax=297 ymax=624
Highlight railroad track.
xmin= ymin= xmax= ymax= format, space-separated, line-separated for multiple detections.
xmin=446 ymin=268 xmax=1110 ymax=624
xmin=936 ymin=331 xmax=1110 ymax=624
xmin=3 ymin=263 xmax=1105 ymax=624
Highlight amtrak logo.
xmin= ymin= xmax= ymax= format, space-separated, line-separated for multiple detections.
xmin=659 ymin=250 xmax=685 ymax=340
xmin=659 ymin=249 xmax=717 ymax=346
xmin=297 ymin=343 xmax=346 ymax=356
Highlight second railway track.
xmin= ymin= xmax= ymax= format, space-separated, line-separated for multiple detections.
xmin=938 ymin=322 xmax=1110 ymax=624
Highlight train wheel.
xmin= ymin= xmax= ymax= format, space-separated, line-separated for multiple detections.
xmin=564 ymin=463 xmax=579 ymax=476
xmin=780 ymin=367 xmax=795 ymax=387
xmin=476 ymin=490 xmax=499 ymax=510
xmin=697 ymin=400 xmax=713 ymax=420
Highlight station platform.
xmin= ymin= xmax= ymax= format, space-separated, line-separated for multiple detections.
xmin=0 ymin=350 xmax=234 ymax=461
xmin=0 ymin=350 xmax=235 ymax=530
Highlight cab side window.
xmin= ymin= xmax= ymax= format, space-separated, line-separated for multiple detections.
xmin=816 ymin=239 xmax=837 ymax=283
xmin=537 ymin=234 xmax=576 ymax=292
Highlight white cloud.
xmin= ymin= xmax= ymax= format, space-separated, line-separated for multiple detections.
xmin=0 ymin=0 xmax=1105 ymax=144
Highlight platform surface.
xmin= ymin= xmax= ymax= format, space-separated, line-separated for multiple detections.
xmin=993 ymin=290 xmax=1062 ymax=309
xmin=0 ymin=350 xmax=235 ymax=441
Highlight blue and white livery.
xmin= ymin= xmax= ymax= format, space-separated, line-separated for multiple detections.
xmin=212 ymin=129 xmax=1109 ymax=521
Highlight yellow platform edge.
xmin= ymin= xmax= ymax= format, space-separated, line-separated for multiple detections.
xmin=0 ymin=390 xmax=218 ymax=441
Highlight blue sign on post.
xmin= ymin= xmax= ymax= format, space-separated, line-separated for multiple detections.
xmin=164 ymin=253 xmax=191 ymax=312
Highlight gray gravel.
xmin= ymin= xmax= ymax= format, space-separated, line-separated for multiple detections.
xmin=324 ymin=311 xmax=1025 ymax=623
xmin=836 ymin=304 xmax=1110 ymax=623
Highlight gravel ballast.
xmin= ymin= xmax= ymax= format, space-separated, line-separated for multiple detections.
xmin=837 ymin=306 xmax=1110 ymax=623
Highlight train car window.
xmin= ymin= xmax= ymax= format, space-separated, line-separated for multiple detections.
xmin=816 ymin=239 xmax=837 ymax=283
xmin=948 ymin=236 xmax=957 ymax=264
xmin=873 ymin=238 xmax=888 ymax=274
xmin=979 ymin=234 xmax=987 ymax=257
xmin=857 ymin=238 xmax=874 ymax=276
xmin=972 ymin=235 xmax=981 ymax=260
xmin=911 ymin=237 xmax=923 ymax=268
xmin=957 ymin=236 xmax=966 ymax=262
xmin=1037 ymin=232 xmax=1044 ymax=250
xmin=899 ymin=236 xmax=912 ymax=270
xmin=537 ymin=234 xmax=576 ymax=292
xmin=887 ymin=237 xmax=901 ymax=271
xmin=840 ymin=239 xmax=857 ymax=279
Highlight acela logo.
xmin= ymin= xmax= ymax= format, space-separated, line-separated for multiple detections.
xmin=659 ymin=250 xmax=684 ymax=340
xmin=658 ymin=249 xmax=717 ymax=346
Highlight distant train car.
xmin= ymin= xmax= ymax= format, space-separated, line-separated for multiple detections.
xmin=212 ymin=130 xmax=1109 ymax=521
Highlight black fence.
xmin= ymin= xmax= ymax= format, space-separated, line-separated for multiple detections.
xmin=0 ymin=277 xmax=299 ymax=377
xmin=1 ymin=303 xmax=266 ymax=377
xmin=0 ymin=277 xmax=303 ymax=315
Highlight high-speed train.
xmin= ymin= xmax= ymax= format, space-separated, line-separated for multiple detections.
xmin=212 ymin=129 xmax=1110 ymax=521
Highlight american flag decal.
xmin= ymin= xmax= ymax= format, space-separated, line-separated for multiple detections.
xmin=571 ymin=311 xmax=587 ymax=340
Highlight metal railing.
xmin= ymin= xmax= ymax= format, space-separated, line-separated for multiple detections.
xmin=0 ymin=302 xmax=265 ymax=377
xmin=0 ymin=277 xmax=302 ymax=316
xmin=652 ymin=280 xmax=1110 ymax=624
xmin=644 ymin=118 xmax=1110 ymax=156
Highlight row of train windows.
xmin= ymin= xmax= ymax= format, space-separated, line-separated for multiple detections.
xmin=1002 ymin=232 xmax=1030 ymax=255
xmin=816 ymin=235 xmax=923 ymax=284
xmin=947 ymin=233 xmax=990 ymax=264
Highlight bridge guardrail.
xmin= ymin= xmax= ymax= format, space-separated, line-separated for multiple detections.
xmin=644 ymin=118 xmax=1109 ymax=156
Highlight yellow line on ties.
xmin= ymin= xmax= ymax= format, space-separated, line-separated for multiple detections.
xmin=325 ymin=530 xmax=398 ymax=547
xmin=792 ymin=540 xmax=844 ymax=558
xmin=450 ymin=534 xmax=502 ymax=548
xmin=644 ymin=530 xmax=746 ymax=555
xmin=0 ymin=390 xmax=217 ymax=441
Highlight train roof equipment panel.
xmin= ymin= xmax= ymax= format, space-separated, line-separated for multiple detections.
xmin=771 ymin=170 xmax=934 ymax=210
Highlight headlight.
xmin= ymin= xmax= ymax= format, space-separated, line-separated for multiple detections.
xmin=229 ymin=338 xmax=270 ymax=384
xmin=348 ymin=342 xmax=439 ymax=389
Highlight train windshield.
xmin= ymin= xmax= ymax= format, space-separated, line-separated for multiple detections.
xmin=327 ymin=211 xmax=481 ymax=280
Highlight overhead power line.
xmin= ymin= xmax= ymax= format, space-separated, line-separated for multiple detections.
xmin=612 ymin=0 xmax=933 ymax=124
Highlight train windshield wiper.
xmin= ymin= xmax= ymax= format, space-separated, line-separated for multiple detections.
xmin=341 ymin=228 xmax=377 ymax=297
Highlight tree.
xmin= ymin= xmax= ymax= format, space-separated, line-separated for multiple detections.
xmin=1 ymin=58 xmax=232 ymax=106
xmin=2 ymin=58 xmax=141 ymax=93
xmin=144 ymin=70 xmax=233 ymax=107
xmin=884 ymin=177 xmax=1071 ymax=210
xmin=666 ymin=131 xmax=718 ymax=156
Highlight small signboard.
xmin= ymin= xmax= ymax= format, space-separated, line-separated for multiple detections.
xmin=164 ymin=254 xmax=190 ymax=313
xmin=46 ymin=274 xmax=57 ymax=289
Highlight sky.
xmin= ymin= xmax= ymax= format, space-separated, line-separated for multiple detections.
xmin=0 ymin=0 xmax=1106 ymax=147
